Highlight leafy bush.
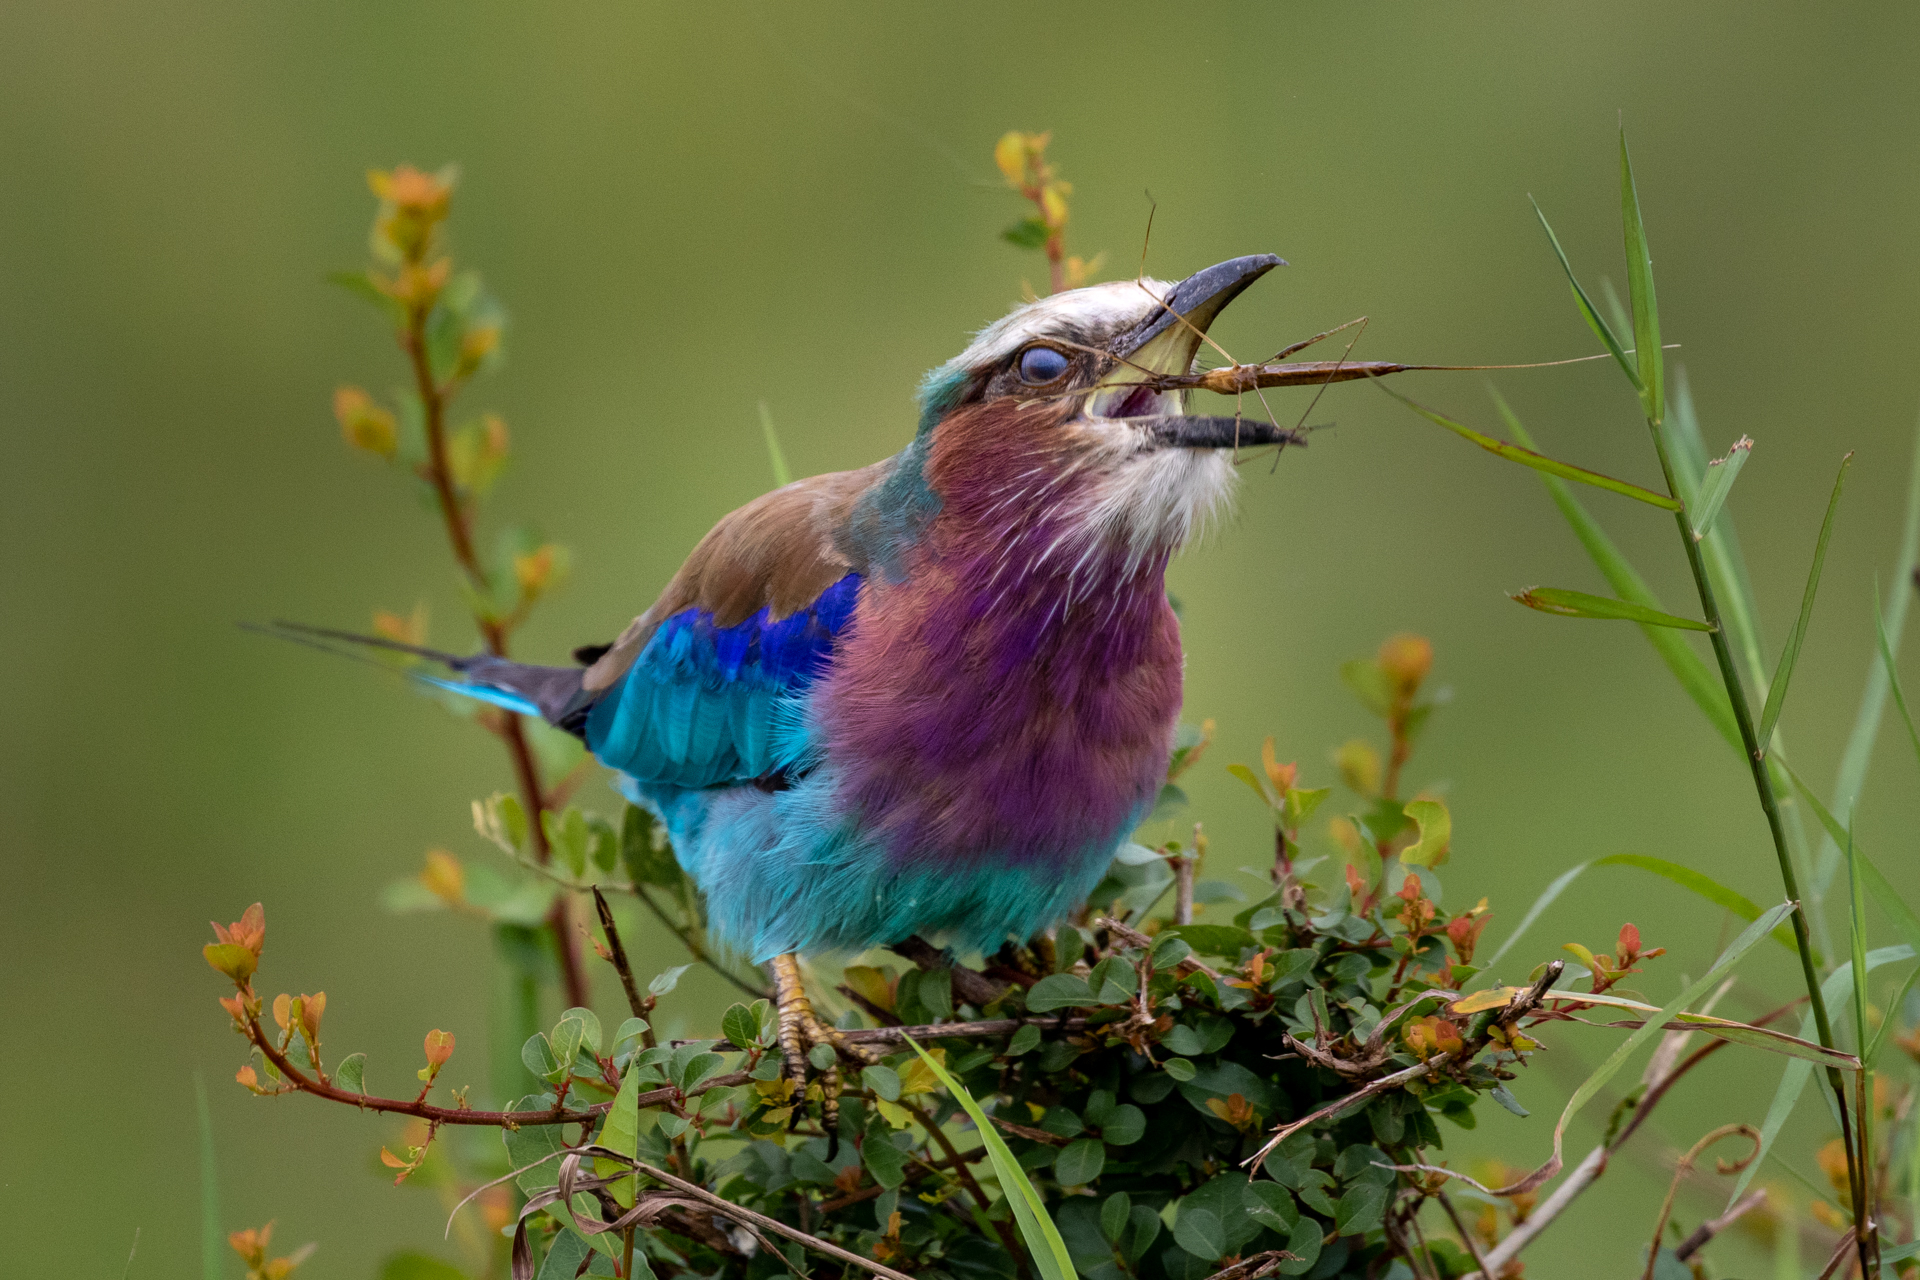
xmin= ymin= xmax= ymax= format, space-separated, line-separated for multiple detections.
xmin=203 ymin=132 xmax=1920 ymax=1280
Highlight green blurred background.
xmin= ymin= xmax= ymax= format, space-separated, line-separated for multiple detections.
xmin=5 ymin=1 xmax=1919 ymax=1274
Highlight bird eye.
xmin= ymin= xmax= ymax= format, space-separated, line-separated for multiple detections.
xmin=1017 ymin=345 xmax=1070 ymax=385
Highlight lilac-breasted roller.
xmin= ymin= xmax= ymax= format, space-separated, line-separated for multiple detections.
xmin=287 ymin=255 xmax=1292 ymax=1070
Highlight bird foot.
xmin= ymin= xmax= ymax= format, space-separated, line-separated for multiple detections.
xmin=769 ymin=952 xmax=879 ymax=1081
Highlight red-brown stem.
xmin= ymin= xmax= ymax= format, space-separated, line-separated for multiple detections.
xmin=397 ymin=287 xmax=587 ymax=1012
xmin=239 ymin=1008 xmax=1090 ymax=1128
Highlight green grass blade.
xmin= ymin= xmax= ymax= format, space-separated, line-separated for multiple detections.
xmin=1866 ymin=964 xmax=1920 ymax=1068
xmin=1725 ymin=939 xmax=1910 ymax=1210
xmin=904 ymin=1037 xmax=1074 ymax=1280
xmin=1672 ymin=372 xmax=1771 ymax=692
xmin=1594 ymin=853 xmax=1804 ymax=957
xmin=1479 ymin=860 xmax=1590 ymax=976
xmin=1494 ymin=391 xmax=1741 ymax=750
xmin=196 ymin=1073 xmax=223 ymax=1280
xmin=1550 ymin=905 xmax=1791 ymax=1200
xmin=1689 ymin=437 xmax=1753 ymax=541
xmin=1814 ymin=411 xmax=1920 ymax=903
xmin=1618 ymin=130 xmax=1664 ymax=424
xmin=1875 ymin=584 xmax=1920 ymax=769
xmin=758 ymin=401 xmax=793 ymax=488
xmin=1848 ymin=820 xmax=1870 ymax=1052
xmin=1782 ymin=759 xmax=1920 ymax=954
xmin=1758 ymin=454 xmax=1854 ymax=748
xmin=1510 ymin=586 xmax=1712 ymax=630
xmin=1531 ymin=198 xmax=1640 ymax=392
xmin=1382 ymin=383 xmax=1680 ymax=509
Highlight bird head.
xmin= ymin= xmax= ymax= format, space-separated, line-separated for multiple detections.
xmin=913 ymin=254 xmax=1288 ymax=561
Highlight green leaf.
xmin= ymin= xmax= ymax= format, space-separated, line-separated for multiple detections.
xmin=1334 ymin=1181 xmax=1389 ymax=1236
xmin=1027 ymin=973 xmax=1098 ymax=1012
xmin=521 ymin=1033 xmax=558 ymax=1082
xmin=1757 ymin=453 xmax=1853 ymax=749
xmin=1008 ymin=1024 xmax=1042 ymax=1056
xmin=1163 ymin=1057 xmax=1197 ymax=1082
xmin=335 ymin=1052 xmax=367 ymax=1094
xmin=862 ymin=1064 xmax=902 ymax=1102
xmin=1124 ymin=1205 xmax=1163 ymax=1264
xmin=1531 ymin=198 xmax=1641 ymax=391
xmin=1162 ymin=924 xmax=1257 ymax=958
xmin=1172 ymin=1207 xmax=1226 ymax=1261
xmin=1594 ymin=853 xmax=1805 ymax=958
xmin=1399 ymin=799 xmax=1451 ymax=867
xmin=1380 ymin=383 xmax=1680 ymax=509
xmin=1099 ymin=1104 xmax=1146 ymax=1146
xmin=612 ymin=1017 xmax=649 ymax=1050
xmin=327 ymin=269 xmax=403 ymax=323
xmin=548 ymin=1016 xmax=587 ymax=1072
xmin=1002 ymin=217 xmax=1051 ymax=249
xmin=1494 ymin=392 xmax=1739 ymax=750
xmin=1101 ymin=1191 xmax=1133 ymax=1244
xmin=863 ymin=1128 xmax=908 ymax=1189
xmin=1875 ymin=585 xmax=1920 ymax=770
xmin=720 ymin=1003 xmax=759 ymax=1050
xmin=648 ymin=964 xmax=690 ymax=997
xmin=1689 ymin=437 xmax=1752 ymax=540
xmin=1618 ymin=131 xmax=1664 ymax=424
xmin=1054 ymin=1139 xmax=1106 ymax=1186
xmin=559 ymin=1006 xmax=602 ymax=1055
xmin=902 ymin=1037 xmax=1076 ymax=1280
xmin=1510 ymin=586 xmax=1711 ymax=630
xmin=1243 ymin=1181 xmax=1298 ymax=1233
xmin=594 ymin=1062 xmax=645 ymax=1209
xmin=1279 ymin=1218 xmax=1323 ymax=1275
xmin=1479 ymin=861 xmax=1591 ymax=975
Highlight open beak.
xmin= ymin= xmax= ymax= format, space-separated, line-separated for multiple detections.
xmin=1095 ymin=254 xmax=1291 ymax=447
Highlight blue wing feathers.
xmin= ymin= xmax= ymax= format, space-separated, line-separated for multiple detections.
xmin=585 ymin=573 xmax=861 ymax=788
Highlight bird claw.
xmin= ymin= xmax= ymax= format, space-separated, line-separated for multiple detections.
xmin=770 ymin=953 xmax=879 ymax=1083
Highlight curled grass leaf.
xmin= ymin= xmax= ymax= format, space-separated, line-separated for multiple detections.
xmin=1510 ymin=586 xmax=1711 ymax=630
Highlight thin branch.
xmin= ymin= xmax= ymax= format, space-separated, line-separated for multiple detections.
xmin=1096 ymin=916 xmax=1225 ymax=983
xmin=1673 ymin=1189 xmax=1768 ymax=1262
xmin=592 ymin=888 xmax=647 ymax=1020
xmin=1434 ymin=1191 xmax=1495 ymax=1280
xmin=626 ymin=1156 xmax=919 ymax=1280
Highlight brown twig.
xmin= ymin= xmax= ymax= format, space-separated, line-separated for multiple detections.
xmin=592 ymin=888 xmax=647 ymax=1021
xmin=990 ymin=1116 xmax=1071 ymax=1147
xmin=244 ymin=1007 xmax=1092 ymax=1128
xmin=1096 ymin=916 xmax=1224 ymax=984
xmin=1434 ymin=1190 xmax=1495 ymax=1279
xmin=888 ymin=936 xmax=1007 ymax=1007
xmin=1673 ymin=1188 xmax=1767 ymax=1262
xmin=1815 ymin=1227 xmax=1858 ymax=1280
xmin=391 ymin=228 xmax=587 ymax=1012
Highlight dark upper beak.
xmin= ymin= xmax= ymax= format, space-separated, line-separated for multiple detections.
xmin=1107 ymin=254 xmax=1285 ymax=363
xmin=1102 ymin=253 xmax=1289 ymax=448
